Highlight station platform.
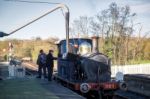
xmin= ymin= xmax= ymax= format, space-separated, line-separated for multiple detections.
xmin=0 ymin=62 xmax=85 ymax=99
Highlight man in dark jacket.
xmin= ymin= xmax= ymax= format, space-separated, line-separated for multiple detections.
xmin=37 ymin=49 xmax=47 ymax=78
xmin=46 ymin=50 xmax=57 ymax=81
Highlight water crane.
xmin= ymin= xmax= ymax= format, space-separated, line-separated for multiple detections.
xmin=0 ymin=3 xmax=70 ymax=53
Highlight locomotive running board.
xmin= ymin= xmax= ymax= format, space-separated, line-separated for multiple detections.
xmin=53 ymin=74 xmax=80 ymax=90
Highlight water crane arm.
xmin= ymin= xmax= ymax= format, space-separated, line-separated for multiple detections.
xmin=1 ymin=4 xmax=70 ymax=53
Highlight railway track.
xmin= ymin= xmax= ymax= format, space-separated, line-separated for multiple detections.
xmin=22 ymin=62 xmax=38 ymax=76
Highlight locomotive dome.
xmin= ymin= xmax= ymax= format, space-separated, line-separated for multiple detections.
xmin=78 ymin=41 xmax=92 ymax=55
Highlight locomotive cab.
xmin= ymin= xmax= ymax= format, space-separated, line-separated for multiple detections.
xmin=57 ymin=38 xmax=92 ymax=57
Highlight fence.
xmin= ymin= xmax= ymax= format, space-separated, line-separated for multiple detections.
xmin=111 ymin=64 xmax=150 ymax=77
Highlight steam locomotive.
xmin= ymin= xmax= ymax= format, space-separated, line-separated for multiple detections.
xmin=54 ymin=37 xmax=118 ymax=98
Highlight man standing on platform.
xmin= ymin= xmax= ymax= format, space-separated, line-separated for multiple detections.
xmin=46 ymin=50 xmax=57 ymax=81
xmin=37 ymin=49 xmax=47 ymax=78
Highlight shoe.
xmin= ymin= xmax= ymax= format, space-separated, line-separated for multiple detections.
xmin=36 ymin=76 xmax=41 ymax=78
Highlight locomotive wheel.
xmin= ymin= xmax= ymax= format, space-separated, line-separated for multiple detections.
xmin=97 ymin=91 xmax=102 ymax=99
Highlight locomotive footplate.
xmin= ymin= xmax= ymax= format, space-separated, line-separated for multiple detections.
xmin=53 ymin=73 xmax=80 ymax=90
xmin=53 ymin=73 xmax=119 ymax=94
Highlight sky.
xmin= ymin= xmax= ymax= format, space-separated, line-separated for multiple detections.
xmin=0 ymin=0 xmax=150 ymax=40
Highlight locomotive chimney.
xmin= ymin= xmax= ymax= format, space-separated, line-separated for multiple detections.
xmin=92 ymin=36 xmax=99 ymax=53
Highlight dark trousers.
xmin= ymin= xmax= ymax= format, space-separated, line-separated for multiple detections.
xmin=47 ymin=66 xmax=53 ymax=81
xmin=38 ymin=64 xmax=46 ymax=77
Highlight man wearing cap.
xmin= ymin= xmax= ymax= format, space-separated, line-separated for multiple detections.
xmin=46 ymin=50 xmax=57 ymax=81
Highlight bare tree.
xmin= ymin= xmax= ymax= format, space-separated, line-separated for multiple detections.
xmin=71 ymin=16 xmax=91 ymax=38
xmin=70 ymin=2 xmax=149 ymax=65
xmin=90 ymin=2 xmax=136 ymax=65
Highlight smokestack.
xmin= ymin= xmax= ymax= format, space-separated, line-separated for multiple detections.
xmin=92 ymin=36 xmax=99 ymax=53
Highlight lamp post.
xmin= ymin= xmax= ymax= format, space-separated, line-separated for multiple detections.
xmin=0 ymin=3 xmax=70 ymax=53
